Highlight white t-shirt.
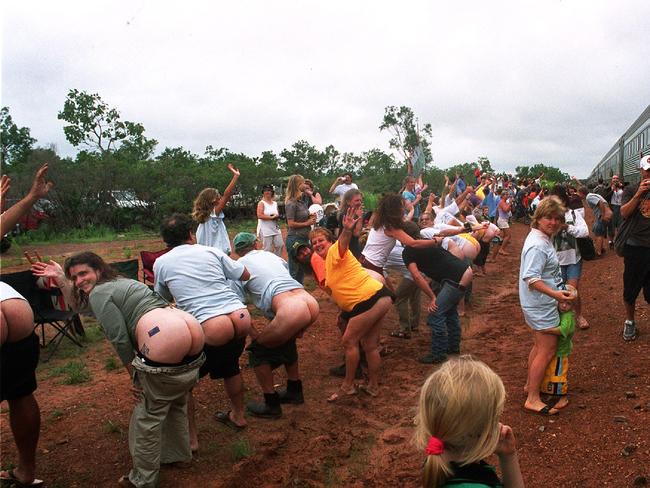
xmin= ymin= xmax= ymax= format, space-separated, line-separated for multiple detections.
xmin=586 ymin=193 xmax=607 ymax=220
xmin=258 ymin=200 xmax=281 ymax=237
xmin=332 ymin=183 xmax=358 ymax=199
xmin=361 ymin=227 xmax=396 ymax=268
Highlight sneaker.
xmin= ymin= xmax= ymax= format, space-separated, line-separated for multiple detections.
xmin=246 ymin=393 xmax=282 ymax=419
xmin=623 ymin=320 xmax=637 ymax=342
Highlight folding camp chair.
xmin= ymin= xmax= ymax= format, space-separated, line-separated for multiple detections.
xmin=140 ymin=248 xmax=170 ymax=286
xmin=1 ymin=270 xmax=83 ymax=362
xmin=112 ymin=259 xmax=140 ymax=281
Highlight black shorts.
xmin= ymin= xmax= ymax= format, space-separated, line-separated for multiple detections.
xmin=1 ymin=332 xmax=40 ymax=401
xmin=340 ymin=286 xmax=394 ymax=321
xmin=199 ymin=336 xmax=246 ymax=380
xmin=475 ymin=240 xmax=491 ymax=266
xmin=623 ymin=244 xmax=650 ymax=305
xmin=247 ymin=338 xmax=298 ymax=370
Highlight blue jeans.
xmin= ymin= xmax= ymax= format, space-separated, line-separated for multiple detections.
xmin=285 ymin=234 xmax=309 ymax=284
xmin=426 ymin=281 xmax=465 ymax=361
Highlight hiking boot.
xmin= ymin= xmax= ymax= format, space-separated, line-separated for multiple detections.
xmin=246 ymin=392 xmax=282 ymax=419
xmin=278 ymin=379 xmax=304 ymax=405
xmin=623 ymin=320 xmax=637 ymax=342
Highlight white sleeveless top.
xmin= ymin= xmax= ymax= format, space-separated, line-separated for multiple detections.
xmin=361 ymin=226 xmax=397 ymax=268
xmin=258 ymin=200 xmax=281 ymax=237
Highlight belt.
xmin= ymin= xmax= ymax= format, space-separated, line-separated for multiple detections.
xmin=443 ymin=280 xmax=466 ymax=293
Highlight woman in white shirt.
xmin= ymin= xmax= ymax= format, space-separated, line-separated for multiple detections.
xmin=256 ymin=184 xmax=283 ymax=257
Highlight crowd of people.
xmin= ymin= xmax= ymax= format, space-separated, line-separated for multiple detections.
xmin=1 ymin=156 xmax=648 ymax=487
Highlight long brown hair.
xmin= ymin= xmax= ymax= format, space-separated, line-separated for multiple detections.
xmin=284 ymin=175 xmax=305 ymax=203
xmin=372 ymin=193 xmax=405 ymax=231
xmin=192 ymin=188 xmax=219 ymax=223
xmin=64 ymin=252 xmax=119 ymax=308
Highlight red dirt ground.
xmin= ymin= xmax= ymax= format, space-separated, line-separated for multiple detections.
xmin=1 ymin=222 xmax=648 ymax=487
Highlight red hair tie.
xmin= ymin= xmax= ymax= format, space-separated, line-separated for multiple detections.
xmin=425 ymin=436 xmax=444 ymax=455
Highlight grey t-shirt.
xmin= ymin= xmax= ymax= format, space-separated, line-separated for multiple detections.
xmin=89 ymin=278 xmax=168 ymax=365
xmin=285 ymin=196 xmax=311 ymax=238
xmin=154 ymin=244 xmax=246 ymax=322
xmin=231 ymin=250 xmax=302 ymax=316
xmin=621 ymin=183 xmax=650 ymax=247
xmin=585 ymin=193 xmax=607 ymax=220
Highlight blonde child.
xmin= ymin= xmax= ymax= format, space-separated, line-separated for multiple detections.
xmin=415 ymin=357 xmax=524 ymax=488
xmin=540 ymin=285 xmax=577 ymax=410
xmin=192 ymin=163 xmax=240 ymax=254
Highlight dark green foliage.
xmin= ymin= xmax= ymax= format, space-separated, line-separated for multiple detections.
xmin=1 ymin=107 xmax=36 ymax=167
xmin=515 ymin=163 xmax=570 ymax=184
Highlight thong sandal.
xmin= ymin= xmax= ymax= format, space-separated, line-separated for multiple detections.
xmin=389 ymin=330 xmax=411 ymax=339
xmin=0 ymin=470 xmax=44 ymax=487
xmin=327 ymin=387 xmax=357 ymax=403
xmin=522 ymin=403 xmax=559 ymax=416
xmin=358 ymin=384 xmax=379 ymax=397
xmin=215 ymin=410 xmax=247 ymax=432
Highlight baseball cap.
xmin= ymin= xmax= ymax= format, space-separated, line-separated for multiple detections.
xmin=289 ymin=240 xmax=310 ymax=259
xmin=233 ymin=232 xmax=257 ymax=250
xmin=640 ymin=155 xmax=650 ymax=171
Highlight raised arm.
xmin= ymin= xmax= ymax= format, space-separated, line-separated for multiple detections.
xmin=1 ymin=164 xmax=53 ymax=236
xmin=31 ymin=260 xmax=77 ymax=311
xmin=621 ymin=178 xmax=650 ymax=219
xmin=338 ymin=206 xmax=362 ymax=258
xmin=213 ymin=163 xmax=240 ymax=215
xmin=329 ymin=176 xmax=343 ymax=194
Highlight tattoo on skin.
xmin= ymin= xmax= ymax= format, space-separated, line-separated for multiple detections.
xmin=148 ymin=326 xmax=160 ymax=337
xmin=141 ymin=344 xmax=150 ymax=357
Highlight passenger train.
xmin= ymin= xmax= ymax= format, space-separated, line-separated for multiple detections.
xmin=588 ymin=104 xmax=650 ymax=185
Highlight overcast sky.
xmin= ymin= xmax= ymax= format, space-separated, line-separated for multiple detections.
xmin=3 ymin=1 xmax=650 ymax=177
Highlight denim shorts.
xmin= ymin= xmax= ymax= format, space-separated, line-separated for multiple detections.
xmin=560 ymin=260 xmax=583 ymax=282
xmin=592 ymin=219 xmax=606 ymax=237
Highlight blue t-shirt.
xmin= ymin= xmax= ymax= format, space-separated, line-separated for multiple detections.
xmin=154 ymin=244 xmax=246 ymax=322
xmin=482 ymin=192 xmax=500 ymax=218
xmin=518 ymin=229 xmax=563 ymax=330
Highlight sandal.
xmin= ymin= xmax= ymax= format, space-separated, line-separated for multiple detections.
xmin=358 ymin=384 xmax=379 ymax=397
xmin=215 ymin=410 xmax=247 ymax=431
xmin=0 ymin=470 xmax=43 ymax=487
xmin=327 ymin=386 xmax=357 ymax=403
xmin=389 ymin=330 xmax=411 ymax=339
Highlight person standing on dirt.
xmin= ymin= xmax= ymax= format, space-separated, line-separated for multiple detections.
xmin=33 ymin=252 xmax=206 ymax=488
xmin=519 ymin=197 xmax=575 ymax=416
xmin=310 ymin=207 xmax=393 ymax=402
xmin=619 ymin=156 xmax=650 ymax=341
xmin=401 ymin=226 xmax=473 ymax=365
xmin=231 ymin=232 xmax=319 ymax=418
xmin=285 ymin=174 xmax=317 ymax=284
xmin=578 ymin=185 xmax=612 ymax=257
xmin=192 ymin=163 xmax=241 ymax=255
xmin=256 ymin=184 xmax=284 ymax=257
xmin=154 ymin=213 xmax=251 ymax=441
xmin=0 ymin=163 xmax=53 ymax=488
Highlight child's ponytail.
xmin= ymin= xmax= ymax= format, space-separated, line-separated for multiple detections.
xmin=422 ymin=436 xmax=452 ymax=488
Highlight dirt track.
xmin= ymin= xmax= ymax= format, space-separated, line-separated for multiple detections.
xmin=1 ymin=222 xmax=648 ymax=487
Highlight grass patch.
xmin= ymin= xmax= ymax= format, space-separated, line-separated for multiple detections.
xmin=348 ymin=435 xmax=376 ymax=478
xmin=47 ymin=408 xmax=65 ymax=423
xmin=322 ymin=457 xmax=341 ymax=487
xmin=103 ymin=419 xmax=122 ymax=434
xmin=229 ymin=438 xmax=252 ymax=461
xmin=104 ymin=357 xmax=120 ymax=371
xmin=49 ymin=360 xmax=91 ymax=385
xmin=14 ymin=224 xmax=156 ymax=246
xmin=226 ymin=219 xmax=258 ymax=235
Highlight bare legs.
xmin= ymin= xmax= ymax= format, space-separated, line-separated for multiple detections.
xmin=524 ymin=331 xmax=559 ymax=413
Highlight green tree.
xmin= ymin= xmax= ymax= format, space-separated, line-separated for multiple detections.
xmin=58 ymin=89 xmax=156 ymax=156
xmin=1 ymin=106 xmax=36 ymax=167
xmin=379 ymin=106 xmax=433 ymax=165
xmin=515 ymin=163 xmax=569 ymax=184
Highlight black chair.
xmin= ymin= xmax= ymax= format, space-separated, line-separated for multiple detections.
xmin=1 ymin=270 xmax=83 ymax=362
xmin=111 ymin=259 xmax=140 ymax=281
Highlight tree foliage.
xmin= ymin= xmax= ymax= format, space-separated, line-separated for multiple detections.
xmin=1 ymin=106 xmax=36 ymax=167
xmin=379 ymin=106 xmax=433 ymax=165
xmin=57 ymin=89 xmax=157 ymax=157
xmin=515 ymin=163 xmax=569 ymax=184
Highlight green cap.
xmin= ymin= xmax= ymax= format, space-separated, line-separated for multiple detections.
xmin=233 ymin=232 xmax=257 ymax=250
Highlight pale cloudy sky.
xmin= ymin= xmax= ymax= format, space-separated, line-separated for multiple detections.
xmin=2 ymin=0 xmax=650 ymax=177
